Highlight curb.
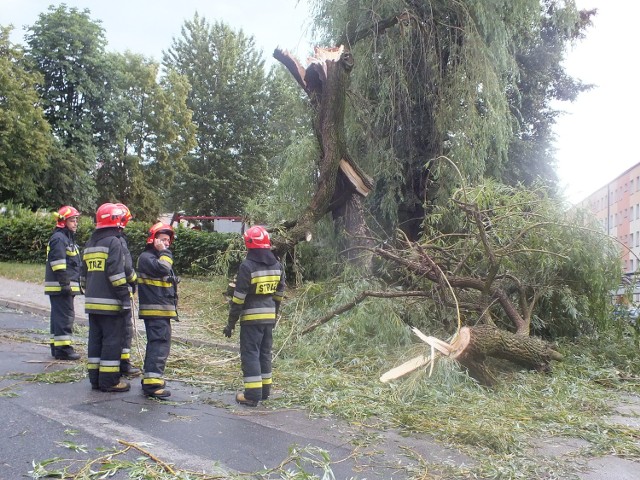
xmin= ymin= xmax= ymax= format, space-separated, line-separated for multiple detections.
xmin=0 ymin=298 xmax=238 ymax=353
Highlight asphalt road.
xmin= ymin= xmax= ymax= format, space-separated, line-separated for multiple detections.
xmin=1 ymin=292 xmax=639 ymax=479
xmin=0 ymin=305 xmax=473 ymax=479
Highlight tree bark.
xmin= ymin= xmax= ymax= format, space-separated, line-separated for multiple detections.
xmin=273 ymin=47 xmax=374 ymax=260
xmin=449 ymin=325 xmax=563 ymax=386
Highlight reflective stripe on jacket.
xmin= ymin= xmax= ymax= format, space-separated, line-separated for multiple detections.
xmin=81 ymin=228 xmax=131 ymax=315
xmin=229 ymin=249 xmax=285 ymax=326
xmin=136 ymin=247 xmax=177 ymax=319
xmin=44 ymin=227 xmax=82 ymax=295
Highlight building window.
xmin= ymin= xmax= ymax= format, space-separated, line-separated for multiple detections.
xmin=637 ymin=231 xmax=639 ymax=247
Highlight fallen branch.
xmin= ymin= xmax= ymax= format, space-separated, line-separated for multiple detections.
xmin=380 ymin=355 xmax=431 ymax=382
xmin=301 ymin=290 xmax=431 ymax=335
xmin=118 ymin=440 xmax=176 ymax=475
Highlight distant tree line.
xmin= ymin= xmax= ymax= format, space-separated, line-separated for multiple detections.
xmin=1 ymin=5 xmax=308 ymax=221
xmin=2 ymin=1 xmax=596 ymax=239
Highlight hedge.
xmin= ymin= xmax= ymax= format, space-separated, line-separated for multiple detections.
xmin=0 ymin=206 xmax=241 ymax=277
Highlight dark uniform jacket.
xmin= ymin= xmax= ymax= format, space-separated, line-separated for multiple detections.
xmin=228 ymin=249 xmax=285 ymax=327
xmin=44 ymin=227 xmax=82 ymax=295
xmin=136 ymin=247 xmax=178 ymax=319
xmin=118 ymin=233 xmax=137 ymax=292
xmin=81 ymin=227 xmax=131 ymax=315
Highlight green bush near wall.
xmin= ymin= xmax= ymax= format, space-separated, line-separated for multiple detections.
xmin=0 ymin=205 xmax=240 ymax=277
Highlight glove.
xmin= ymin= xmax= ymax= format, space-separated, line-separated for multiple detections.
xmin=129 ymin=282 xmax=137 ymax=295
xmin=223 ymin=324 xmax=234 ymax=338
xmin=60 ymin=284 xmax=72 ymax=295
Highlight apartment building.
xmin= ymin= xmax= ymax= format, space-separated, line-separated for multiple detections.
xmin=576 ymin=162 xmax=640 ymax=282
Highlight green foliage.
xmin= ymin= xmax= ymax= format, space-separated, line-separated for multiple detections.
xmin=0 ymin=205 xmax=53 ymax=263
xmin=165 ymin=227 xmax=240 ymax=276
xmin=161 ymin=17 xmax=310 ymax=221
xmin=245 ymin=135 xmax=318 ymax=224
xmin=311 ymin=0 xmax=590 ymax=238
xmin=94 ymin=52 xmax=196 ymax=220
xmin=421 ymin=180 xmax=621 ymax=337
xmin=0 ymin=26 xmax=52 ymax=207
xmin=503 ymin=1 xmax=593 ymax=189
xmin=24 ymin=4 xmax=107 ymax=211
xmin=0 ymin=205 xmax=235 ymax=273
xmin=164 ymin=15 xmax=277 ymax=216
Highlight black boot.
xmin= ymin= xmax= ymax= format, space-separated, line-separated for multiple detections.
xmin=236 ymin=392 xmax=259 ymax=407
xmin=101 ymin=381 xmax=131 ymax=393
xmin=261 ymin=384 xmax=271 ymax=401
xmin=146 ymin=388 xmax=171 ymax=400
xmin=54 ymin=348 xmax=81 ymax=361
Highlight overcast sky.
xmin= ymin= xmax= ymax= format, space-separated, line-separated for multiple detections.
xmin=3 ymin=0 xmax=313 ymax=62
xmin=3 ymin=0 xmax=635 ymax=204
xmin=554 ymin=0 xmax=639 ymax=203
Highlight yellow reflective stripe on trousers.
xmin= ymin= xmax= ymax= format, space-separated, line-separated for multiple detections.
xmin=139 ymin=309 xmax=177 ymax=317
xmin=241 ymin=313 xmax=276 ymax=321
xmin=85 ymin=303 xmax=122 ymax=311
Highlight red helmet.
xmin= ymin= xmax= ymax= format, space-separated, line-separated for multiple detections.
xmin=56 ymin=205 xmax=80 ymax=228
xmin=146 ymin=222 xmax=175 ymax=245
xmin=243 ymin=225 xmax=271 ymax=249
xmin=115 ymin=203 xmax=132 ymax=227
xmin=95 ymin=203 xmax=126 ymax=229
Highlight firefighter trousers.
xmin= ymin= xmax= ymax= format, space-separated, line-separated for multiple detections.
xmin=121 ymin=308 xmax=134 ymax=367
xmin=142 ymin=318 xmax=172 ymax=394
xmin=239 ymin=323 xmax=273 ymax=402
xmin=49 ymin=294 xmax=75 ymax=357
xmin=87 ymin=313 xmax=125 ymax=390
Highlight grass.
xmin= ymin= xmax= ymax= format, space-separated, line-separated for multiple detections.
xmin=3 ymin=261 xmax=640 ymax=479
xmin=0 ymin=261 xmax=44 ymax=283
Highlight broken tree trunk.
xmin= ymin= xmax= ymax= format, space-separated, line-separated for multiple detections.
xmin=380 ymin=324 xmax=564 ymax=386
xmin=273 ymin=46 xmax=374 ymax=265
xmin=449 ymin=325 xmax=563 ymax=386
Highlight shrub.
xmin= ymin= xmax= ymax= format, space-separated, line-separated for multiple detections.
xmin=0 ymin=204 xmax=237 ymax=275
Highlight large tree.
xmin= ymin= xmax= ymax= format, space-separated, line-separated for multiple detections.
xmin=24 ymin=5 xmax=108 ymax=211
xmin=93 ymin=52 xmax=196 ymax=220
xmin=163 ymin=15 xmax=278 ymax=216
xmin=0 ymin=26 xmax=51 ymax=206
xmin=268 ymin=1 xmax=613 ymax=377
xmin=305 ymin=0 xmax=594 ymax=240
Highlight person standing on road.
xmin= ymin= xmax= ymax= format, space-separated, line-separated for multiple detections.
xmin=136 ymin=222 xmax=178 ymax=399
xmin=81 ymin=203 xmax=132 ymax=393
xmin=115 ymin=203 xmax=141 ymax=378
xmin=223 ymin=225 xmax=285 ymax=407
xmin=44 ymin=205 xmax=82 ymax=360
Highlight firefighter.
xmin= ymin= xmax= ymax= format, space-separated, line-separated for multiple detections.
xmin=136 ymin=222 xmax=178 ymax=399
xmin=81 ymin=203 xmax=132 ymax=393
xmin=115 ymin=203 xmax=141 ymax=377
xmin=223 ymin=225 xmax=286 ymax=407
xmin=44 ymin=205 xmax=82 ymax=360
